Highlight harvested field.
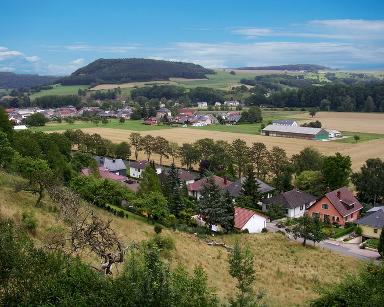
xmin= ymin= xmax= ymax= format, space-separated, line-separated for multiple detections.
xmin=79 ymin=127 xmax=384 ymax=170
xmin=296 ymin=111 xmax=384 ymax=134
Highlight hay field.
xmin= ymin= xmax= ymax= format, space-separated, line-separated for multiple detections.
xmin=79 ymin=127 xmax=384 ymax=170
xmin=0 ymin=170 xmax=362 ymax=306
xmin=296 ymin=111 xmax=384 ymax=134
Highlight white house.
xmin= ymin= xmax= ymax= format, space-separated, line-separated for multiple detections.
xmin=326 ymin=129 xmax=342 ymax=138
xmin=271 ymin=120 xmax=298 ymax=126
xmin=224 ymin=100 xmax=240 ymax=107
xmin=129 ymin=160 xmax=162 ymax=179
xmin=262 ymin=189 xmax=317 ymax=218
xmin=235 ymin=207 xmax=268 ymax=233
xmin=197 ymin=101 xmax=208 ymax=109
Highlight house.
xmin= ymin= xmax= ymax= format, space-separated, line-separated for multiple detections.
xmin=306 ymin=187 xmax=363 ymax=226
xmin=160 ymin=168 xmax=199 ymax=185
xmin=116 ymin=107 xmax=133 ymax=119
xmin=55 ymin=107 xmax=78 ymax=118
xmin=197 ymin=101 xmax=208 ymax=109
xmin=129 ymin=160 xmax=162 ymax=179
xmin=215 ymin=102 xmax=222 ymax=107
xmin=156 ymin=107 xmax=172 ymax=119
xmin=262 ymin=189 xmax=317 ymax=218
xmin=261 ymin=124 xmax=329 ymax=140
xmin=95 ymin=157 xmax=127 ymax=176
xmin=98 ymin=110 xmax=117 ymax=118
xmin=272 ymin=120 xmax=298 ymax=126
xmin=187 ymin=175 xmax=232 ymax=199
xmin=191 ymin=114 xmax=218 ymax=126
xmin=226 ymin=177 xmax=274 ymax=200
xmin=355 ymin=207 xmax=384 ymax=239
xmin=224 ymin=100 xmax=240 ymax=107
xmin=82 ymin=166 xmax=127 ymax=182
xmin=178 ymin=108 xmax=195 ymax=116
xmin=144 ymin=117 xmax=158 ymax=125
xmin=235 ymin=207 xmax=268 ymax=233
xmin=326 ymin=129 xmax=342 ymax=139
xmin=226 ymin=113 xmax=242 ymax=124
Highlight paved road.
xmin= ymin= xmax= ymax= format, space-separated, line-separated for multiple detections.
xmin=267 ymin=222 xmax=380 ymax=262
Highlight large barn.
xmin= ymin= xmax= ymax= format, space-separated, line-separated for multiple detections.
xmin=261 ymin=124 xmax=329 ymax=140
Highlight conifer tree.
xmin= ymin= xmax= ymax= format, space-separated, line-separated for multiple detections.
xmin=221 ymin=190 xmax=235 ymax=232
xmin=165 ymin=163 xmax=184 ymax=216
xmin=240 ymin=166 xmax=262 ymax=209
xmin=378 ymin=227 xmax=384 ymax=258
xmin=138 ymin=164 xmax=161 ymax=196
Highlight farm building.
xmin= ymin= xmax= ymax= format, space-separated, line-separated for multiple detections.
xmin=272 ymin=119 xmax=298 ymax=126
xmin=261 ymin=124 xmax=329 ymax=140
xmin=326 ymin=129 xmax=342 ymax=138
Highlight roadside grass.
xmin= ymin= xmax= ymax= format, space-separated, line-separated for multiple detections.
xmin=32 ymin=119 xmax=172 ymax=132
xmin=335 ymin=131 xmax=384 ymax=143
xmin=0 ymin=170 xmax=363 ymax=306
xmin=30 ymin=84 xmax=89 ymax=100
xmin=365 ymin=238 xmax=379 ymax=249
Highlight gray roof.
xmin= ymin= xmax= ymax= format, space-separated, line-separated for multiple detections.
xmin=356 ymin=208 xmax=384 ymax=228
xmin=226 ymin=177 xmax=274 ymax=197
xmin=96 ymin=156 xmax=126 ymax=171
xmin=262 ymin=124 xmax=327 ymax=135
xmin=367 ymin=206 xmax=384 ymax=213
xmin=272 ymin=120 xmax=297 ymax=125
xmin=263 ymin=189 xmax=317 ymax=209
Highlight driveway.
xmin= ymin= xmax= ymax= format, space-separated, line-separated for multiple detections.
xmin=266 ymin=222 xmax=381 ymax=262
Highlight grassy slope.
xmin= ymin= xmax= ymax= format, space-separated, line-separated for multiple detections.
xmin=335 ymin=131 xmax=384 ymax=143
xmin=30 ymin=84 xmax=89 ymax=100
xmin=0 ymin=170 xmax=362 ymax=306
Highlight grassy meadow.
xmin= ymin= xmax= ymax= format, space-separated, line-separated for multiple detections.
xmin=30 ymin=84 xmax=89 ymax=100
xmin=0 ymin=170 xmax=363 ymax=306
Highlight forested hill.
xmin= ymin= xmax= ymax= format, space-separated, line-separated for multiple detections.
xmin=59 ymin=58 xmax=215 ymax=85
xmin=0 ymin=72 xmax=58 ymax=89
xmin=237 ymin=64 xmax=330 ymax=72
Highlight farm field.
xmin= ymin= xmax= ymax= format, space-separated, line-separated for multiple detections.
xmin=0 ymin=170 xmax=362 ymax=306
xmin=78 ymin=127 xmax=384 ymax=171
xmin=296 ymin=111 xmax=384 ymax=134
xmin=29 ymin=84 xmax=89 ymax=100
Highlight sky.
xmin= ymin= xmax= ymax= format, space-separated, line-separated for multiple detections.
xmin=1 ymin=0 xmax=384 ymax=75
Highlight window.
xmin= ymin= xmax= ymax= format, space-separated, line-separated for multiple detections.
xmin=374 ymin=229 xmax=378 ymax=233
xmin=350 ymin=213 xmax=354 ymax=218
xmin=322 ymin=204 xmax=328 ymax=210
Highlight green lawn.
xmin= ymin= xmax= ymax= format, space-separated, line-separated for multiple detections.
xmin=335 ymin=131 xmax=384 ymax=143
xmin=32 ymin=119 xmax=172 ymax=132
xmin=30 ymin=84 xmax=89 ymax=100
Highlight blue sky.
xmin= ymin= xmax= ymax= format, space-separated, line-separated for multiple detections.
xmin=1 ymin=0 xmax=384 ymax=75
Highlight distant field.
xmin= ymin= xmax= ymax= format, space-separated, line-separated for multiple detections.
xmin=33 ymin=119 xmax=171 ymax=132
xmin=30 ymin=84 xmax=89 ymax=100
xmin=296 ymin=111 xmax=384 ymax=134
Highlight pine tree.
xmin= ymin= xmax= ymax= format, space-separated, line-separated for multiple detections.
xmin=165 ymin=163 xmax=184 ymax=216
xmin=240 ymin=166 xmax=262 ymax=209
xmin=221 ymin=190 xmax=235 ymax=232
xmin=378 ymin=228 xmax=384 ymax=258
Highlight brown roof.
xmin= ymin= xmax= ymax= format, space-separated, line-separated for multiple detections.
xmin=324 ymin=187 xmax=363 ymax=217
xmin=187 ymin=175 xmax=232 ymax=192
xmin=234 ymin=207 xmax=267 ymax=229
xmin=263 ymin=189 xmax=317 ymax=209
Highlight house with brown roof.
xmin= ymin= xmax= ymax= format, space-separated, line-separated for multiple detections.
xmin=306 ymin=187 xmax=363 ymax=226
xmin=262 ymin=189 xmax=317 ymax=218
xmin=235 ymin=207 xmax=268 ymax=233
xmin=187 ymin=175 xmax=232 ymax=199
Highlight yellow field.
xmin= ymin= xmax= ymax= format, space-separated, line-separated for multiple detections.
xmin=0 ymin=171 xmax=362 ymax=306
xmin=79 ymin=127 xmax=384 ymax=170
xmin=296 ymin=111 xmax=384 ymax=134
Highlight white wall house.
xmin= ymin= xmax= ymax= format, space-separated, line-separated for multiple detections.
xmin=235 ymin=207 xmax=268 ymax=233
xmin=197 ymin=101 xmax=208 ymax=109
xmin=129 ymin=161 xmax=162 ymax=179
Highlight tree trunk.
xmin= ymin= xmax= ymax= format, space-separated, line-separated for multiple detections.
xmin=302 ymin=237 xmax=307 ymax=247
xmin=135 ymin=150 xmax=138 ymax=161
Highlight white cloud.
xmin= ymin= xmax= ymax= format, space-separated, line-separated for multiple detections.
xmin=64 ymin=43 xmax=141 ymax=53
xmin=70 ymin=58 xmax=84 ymax=65
xmin=0 ymin=46 xmax=23 ymax=60
xmin=25 ymin=55 xmax=40 ymax=63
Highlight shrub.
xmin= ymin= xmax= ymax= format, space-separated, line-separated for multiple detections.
xmin=147 ymin=235 xmax=175 ymax=251
xmin=154 ymin=224 xmax=163 ymax=234
xmin=261 ymin=228 xmax=268 ymax=233
xmin=242 ymin=229 xmax=249 ymax=234
xmin=355 ymin=226 xmax=362 ymax=236
xmin=21 ymin=211 xmax=37 ymax=233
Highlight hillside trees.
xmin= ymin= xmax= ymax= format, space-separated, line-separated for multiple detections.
xmin=129 ymin=132 xmax=142 ymax=160
xmin=115 ymin=141 xmax=131 ymax=160
xmin=291 ymin=147 xmax=323 ymax=173
xmin=154 ymin=136 xmax=170 ymax=165
xmin=231 ymin=139 xmax=250 ymax=178
xmin=250 ymin=142 xmax=269 ymax=180
xmin=237 ymin=166 xmax=262 ymax=209
xmin=322 ymin=153 xmax=352 ymax=190
xmin=0 ymin=107 xmax=13 ymax=137
xmin=0 ymin=131 xmax=15 ymax=168
xmin=142 ymin=135 xmax=156 ymax=161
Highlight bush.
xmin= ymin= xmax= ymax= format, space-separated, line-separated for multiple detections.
xmin=154 ymin=224 xmax=163 ymax=234
xmin=147 ymin=235 xmax=175 ymax=251
xmin=355 ymin=226 xmax=363 ymax=236
xmin=242 ymin=229 xmax=249 ymax=234
xmin=21 ymin=211 xmax=37 ymax=233
xmin=261 ymin=228 xmax=268 ymax=233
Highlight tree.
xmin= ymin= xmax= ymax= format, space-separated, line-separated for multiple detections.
xmin=250 ymin=142 xmax=269 ymax=180
xmin=221 ymin=190 xmax=235 ymax=232
xmin=294 ymin=170 xmax=326 ymax=196
xmin=267 ymin=203 xmax=285 ymax=220
xmin=0 ymin=131 xmax=15 ymax=169
xmin=129 ymin=132 xmax=142 ymax=160
xmin=292 ymin=215 xmax=314 ymax=247
xmin=352 ymin=158 xmax=384 ymax=204
xmin=229 ymin=241 xmax=262 ymax=307
xmin=238 ymin=166 xmax=262 ymax=209
xmin=179 ymin=143 xmax=200 ymax=170
xmin=291 ymin=147 xmax=323 ymax=173
xmin=0 ymin=107 xmax=13 ymax=137
xmin=378 ymin=228 xmax=384 ymax=258
xmin=115 ymin=141 xmax=131 ymax=160
xmin=138 ymin=164 xmax=161 ymax=196
xmin=230 ymin=139 xmax=250 ymax=178
xmin=268 ymin=146 xmax=293 ymax=192
xmin=364 ymin=96 xmax=375 ymax=112
xmin=133 ymin=192 xmax=169 ymax=222
xmin=353 ymin=134 xmax=360 ymax=143
xmin=12 ymin=155 xmax=54 ymax=206
xmin=322 ymin=153 xmax=352 ymax=190
xmin=154 ymin=136 xmax=170 ymax=165
xmin=309 ymin=109 xmax=317 ymax=117
xmin=311 ymin=215 xmax=326 ymax=245
xmin=142 ymin=135 xmax=155 ymax=161
xmin=198 ymin=177 xmax=226 ymax=230
xmin=163 ymin=163 xmax=184 ymax=216
xmin=167 ymin=142 xmax=179 ymax=164
xmin=24 ymin=112 xmax=49 ymax=126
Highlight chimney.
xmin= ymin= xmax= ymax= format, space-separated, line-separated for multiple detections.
xmin=336 ymin=191 xmax=341 ymax=199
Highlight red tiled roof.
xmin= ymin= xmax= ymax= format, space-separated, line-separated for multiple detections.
xmin=325 ymin=187 xmax=363 ymax=217
xmin=81 ymin=167 xmax=127 ymax=182
xmin=234 ymin=207 xmax=267 ymax=229
xmin=187 ymin=175 xmax=232 ymax=191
